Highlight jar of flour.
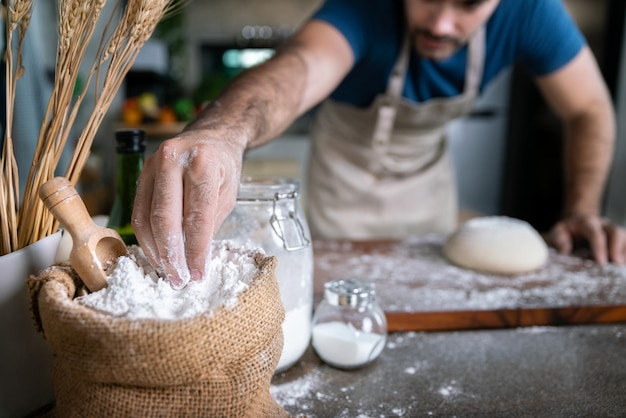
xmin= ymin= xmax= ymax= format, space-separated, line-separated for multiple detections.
xmin=216 ymin=177 xmax=313 ymax=372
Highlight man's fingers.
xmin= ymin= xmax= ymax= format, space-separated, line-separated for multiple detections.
xmin=548 ymin=223 xmax=573 ymax=254
xmin=131 ymin=133 xmax=243 ymax=288
xmin=182 ymin=152 xmax=220 ymax=282
xmin=148 ymin=143 xmax=190 ymax=289
xmin=603 ymin=221 xmax=626 ymax=264
xmin=132 ymin=157 xmax=159 ymax=267
xmin=551 ymin=215 xmax=626 ymax=265
xmin=583 ymin=218 xmax=608 ymax=265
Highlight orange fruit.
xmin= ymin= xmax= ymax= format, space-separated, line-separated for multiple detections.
xmin=122 ymin=107 xmax=143 ymax=125
xmin=158 ymin=106 xmax=178 ymax=123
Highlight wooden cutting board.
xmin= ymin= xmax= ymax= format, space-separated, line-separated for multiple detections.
xmin=312 ymin=237 xmax=626 ymax=332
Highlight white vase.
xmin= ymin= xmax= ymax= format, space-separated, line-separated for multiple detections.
xmin=0 ymin=232 xmax=62 ymax=417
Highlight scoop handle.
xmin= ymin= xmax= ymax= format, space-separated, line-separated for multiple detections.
xmin=39 ymin=177 xmax=98 ymax=241
xmin=39 ymin=177 xmax=128 ymax=292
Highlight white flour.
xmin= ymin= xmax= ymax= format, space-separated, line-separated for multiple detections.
xmin=312 ymin=321 xmax=386 ymax=368
xmin=276 ymin=303 xmax=312 ymax=372
xmin=76 ymin=241 xmax=261 ymax=320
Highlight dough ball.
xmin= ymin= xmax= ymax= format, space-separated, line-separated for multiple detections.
xmin=443 ymin=216 xmax=548 ymax=275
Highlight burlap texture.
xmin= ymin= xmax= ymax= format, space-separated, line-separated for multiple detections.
xmin=28 ymin=253 xmax=290 ymax=417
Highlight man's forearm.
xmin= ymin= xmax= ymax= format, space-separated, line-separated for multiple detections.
xmin=184 ymin=48 xmax=308 ymax=150
xmin=562 ymin=103 xmax=615 ymax=217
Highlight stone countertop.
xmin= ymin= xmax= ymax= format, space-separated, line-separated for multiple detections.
xmin=270 ymin=238 xmax=626 ymax=417
xmin=271 ymin=324 xmax=626 ymax=417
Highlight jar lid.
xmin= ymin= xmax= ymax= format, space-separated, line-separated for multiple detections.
xmin=237 ymin=177 xmax=299 ymax=201
xmin=324 ymin=279 xmax=375 ymax=307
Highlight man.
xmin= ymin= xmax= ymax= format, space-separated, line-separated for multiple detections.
xmin=132 ymin=0 xmax=624 ymax=289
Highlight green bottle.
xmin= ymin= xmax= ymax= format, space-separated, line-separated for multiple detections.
xmin=107 ymin=129 xmax=145 ymax=245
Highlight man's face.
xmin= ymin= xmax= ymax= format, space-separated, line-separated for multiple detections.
xmin=405 ymin=0 xmax=500 ymax=60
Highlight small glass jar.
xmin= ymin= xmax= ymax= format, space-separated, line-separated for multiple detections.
xmin=216 ymin=177 xmax=313 ymax=372
xmin=312 ymin=279 xmax=387 ymax=369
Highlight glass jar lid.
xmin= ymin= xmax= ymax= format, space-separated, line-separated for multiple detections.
xmin=235 ymin=176 xmax=310 ymax=251
xmin=237 ymin=176 xmax=299 ymax=202
xmin=323 ymin=279 xmax=375 ymax=307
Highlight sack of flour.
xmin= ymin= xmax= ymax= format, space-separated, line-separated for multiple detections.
xmin=28 ymin=243 xmax=289 ymax=417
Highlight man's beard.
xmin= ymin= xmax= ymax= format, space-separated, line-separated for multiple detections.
xmin=410 ymin=28 xmax=463 ymax=59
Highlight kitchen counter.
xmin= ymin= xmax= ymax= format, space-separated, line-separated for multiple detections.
xmin=271 ymin=324 xmax=626 ymax=417
xmin=269 ymin=238 xmax=626 ymax=417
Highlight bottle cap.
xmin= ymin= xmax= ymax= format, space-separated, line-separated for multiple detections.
xmin=115 ymin=129 xmax=146 ymax=153
xmin=323 ymin=279 xmax=375 ymax=307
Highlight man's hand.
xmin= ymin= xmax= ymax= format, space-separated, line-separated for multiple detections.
xmin=132 ymin=130 xmax=244 ymax=289
xmin=546 ymin=214 xmax=626 ymax=265
xmin=129 ymin=20 xmax=354 ymax=290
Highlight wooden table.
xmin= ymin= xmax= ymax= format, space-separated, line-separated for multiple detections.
xmin=271 ymin=238 xmax=626 ymax=416
xmin=312 ymin=237 xmax=626 ymax=331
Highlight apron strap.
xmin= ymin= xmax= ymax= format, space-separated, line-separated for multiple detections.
xmin=371 ymin=26 xmax=486 ymax=157
xmin=463 ymin=26 xmax=485 ymax=95
xmin=387 ymin=36 xmax=412 ymax=98
xmin=372 ymin=36 xmax=410 ymax=154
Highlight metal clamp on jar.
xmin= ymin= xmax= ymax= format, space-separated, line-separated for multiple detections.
xmin=216 ymin=177 xmax=313 ymax=372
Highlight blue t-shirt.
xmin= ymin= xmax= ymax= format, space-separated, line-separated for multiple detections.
xmin=312 ymin=0 xmax=586 ymax=107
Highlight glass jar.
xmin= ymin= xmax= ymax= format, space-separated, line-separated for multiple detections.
xmin=312 ymin=279 xmax=387 ymax=369
xmin=216 ymin=177 xmax=313 ymax=372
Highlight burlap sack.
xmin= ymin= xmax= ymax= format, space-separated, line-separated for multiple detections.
xmin=28 ymin=253 xmax=290 ymax=417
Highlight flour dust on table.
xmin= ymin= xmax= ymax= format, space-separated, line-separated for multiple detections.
xmin=77 ymin=241 xmax=262 ymax=319
xmin=314 ymin=235 xmax=626 ymax=313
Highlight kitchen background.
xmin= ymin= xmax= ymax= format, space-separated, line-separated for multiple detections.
xmin=4 ymin=0 xmax=626 ymax=233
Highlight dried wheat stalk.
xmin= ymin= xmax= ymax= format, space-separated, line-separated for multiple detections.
xmin=1 ymin=0 xmax=33 ymax=255
xmin=1 ymin=0 xmax=181 ymax=255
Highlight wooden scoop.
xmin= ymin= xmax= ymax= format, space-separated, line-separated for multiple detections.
xmin=39 ymin=177 xmax=128 ymax=292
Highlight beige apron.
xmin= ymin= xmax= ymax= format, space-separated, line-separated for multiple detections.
xmin=306 ymin=27 xmax=486 ymax=240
